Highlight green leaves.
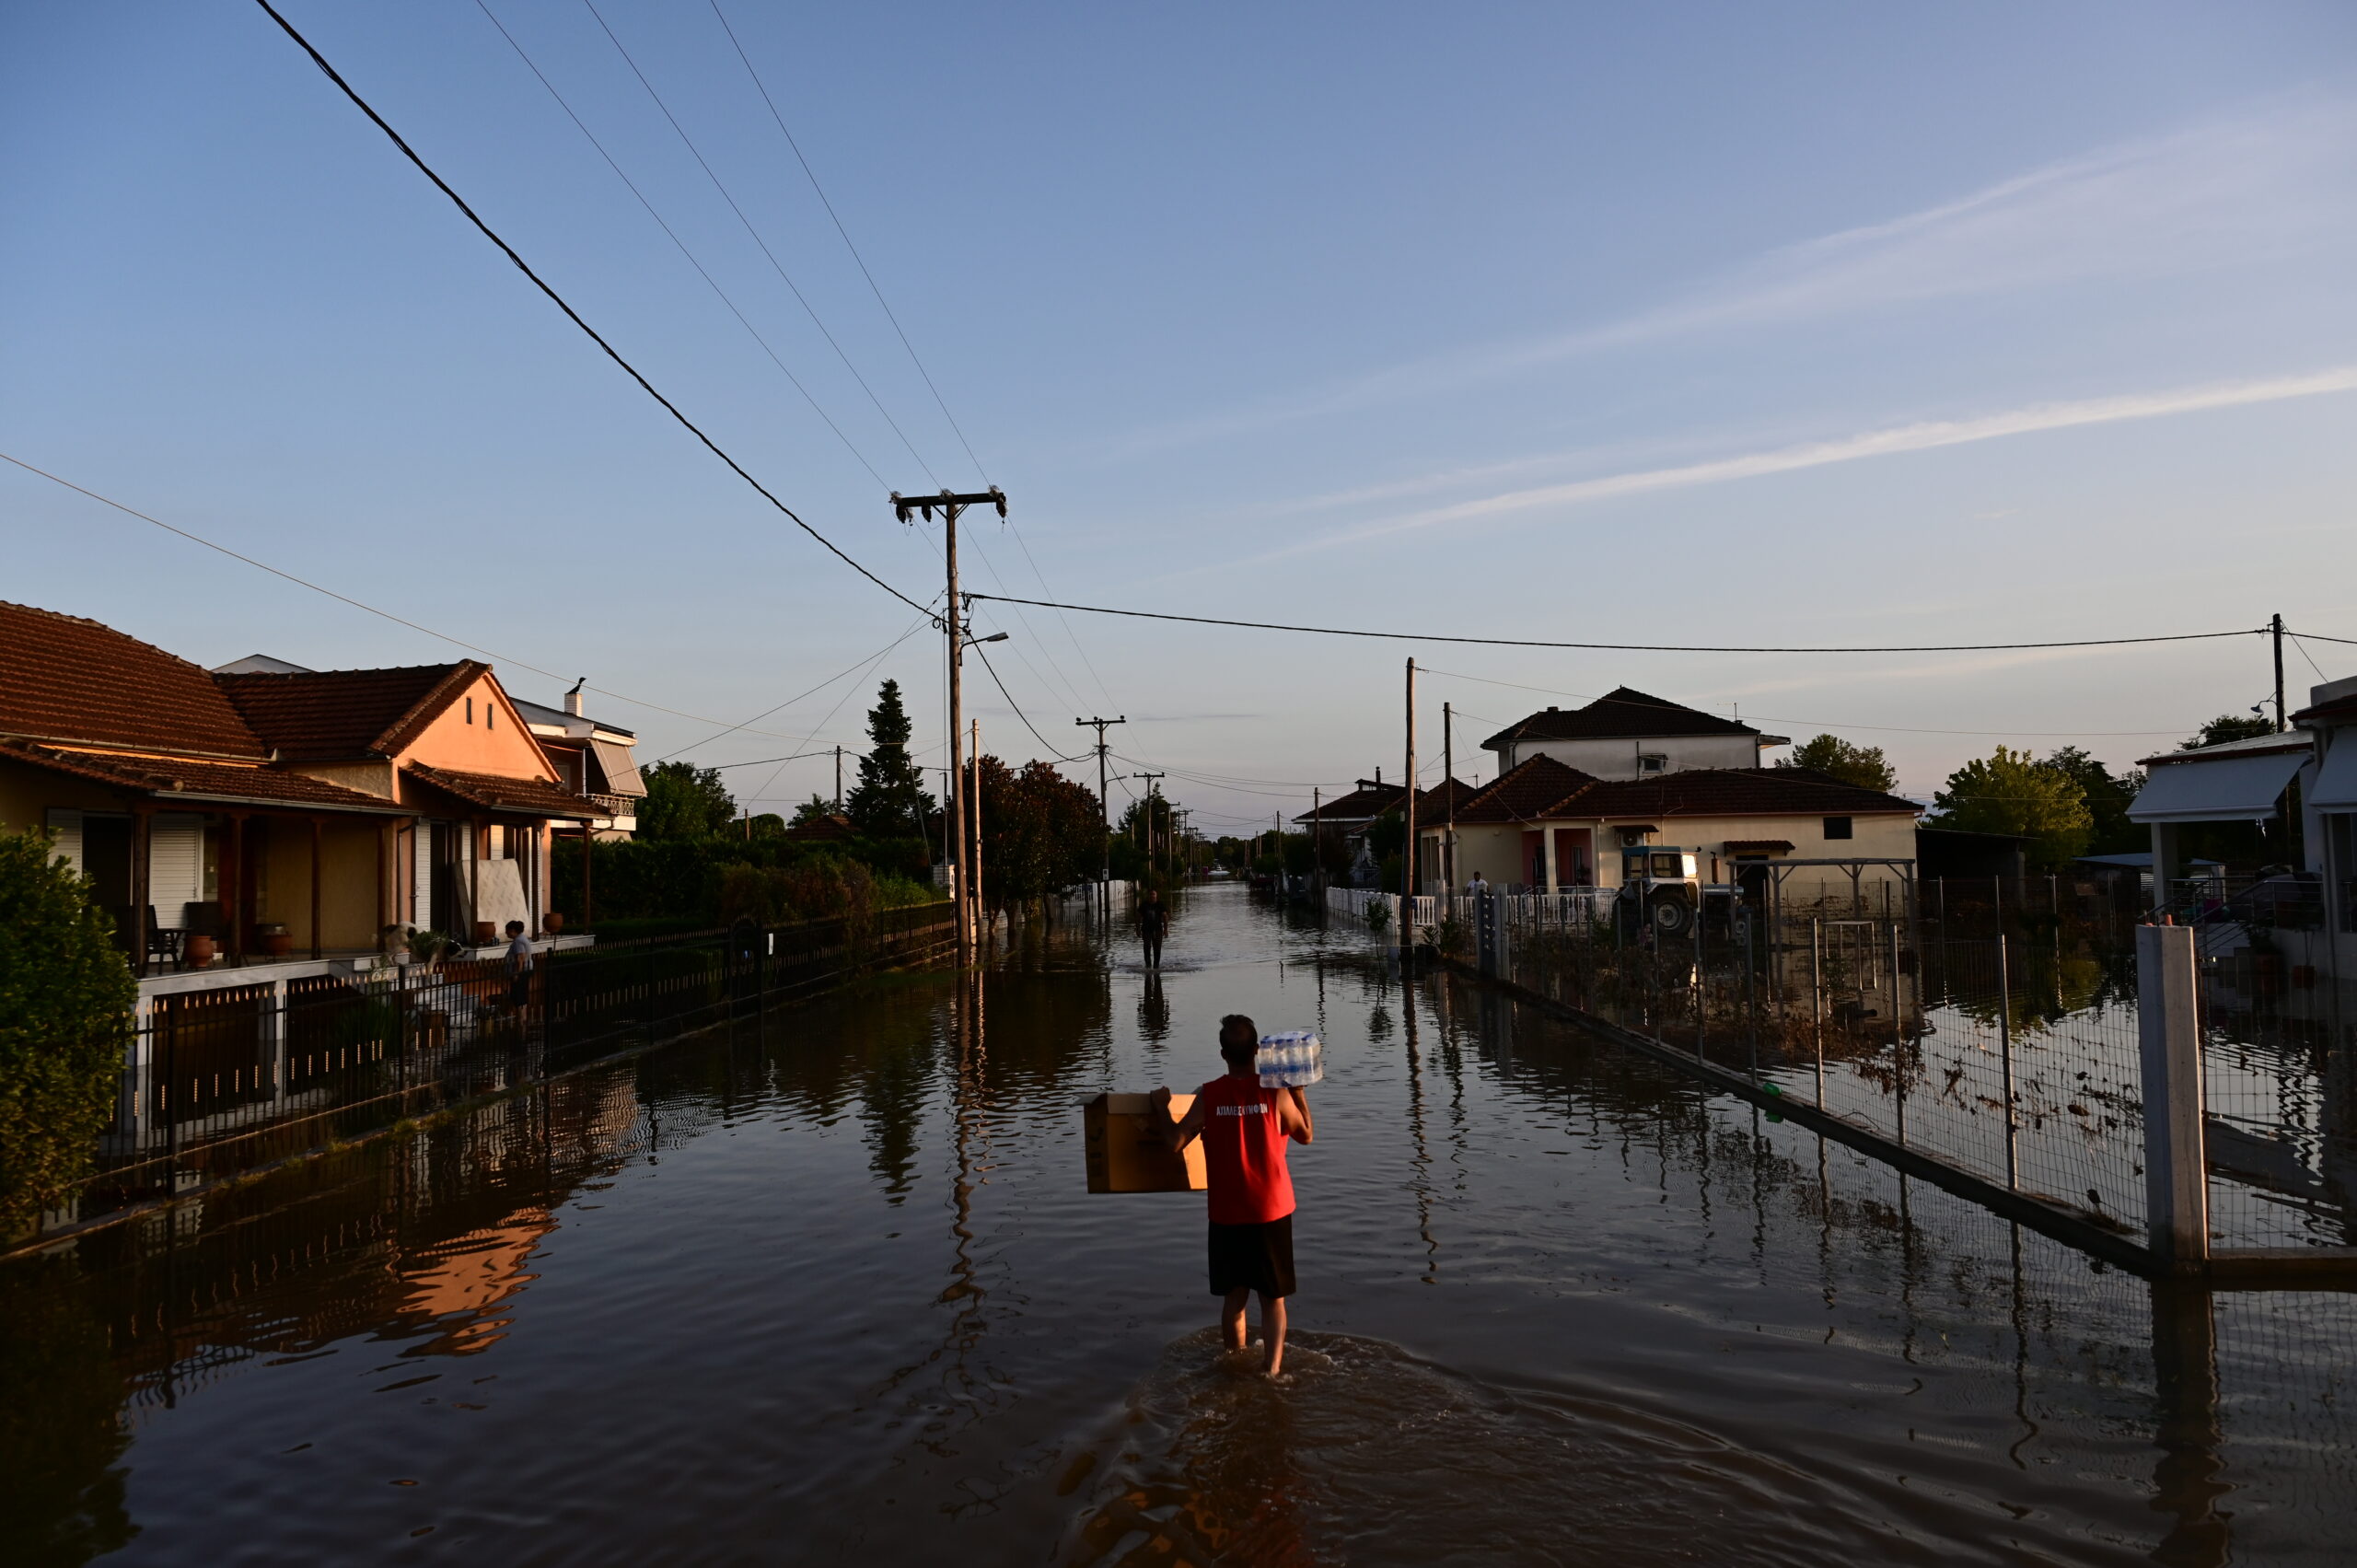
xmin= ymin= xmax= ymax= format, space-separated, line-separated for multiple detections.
xmin=1779 ymin=734 xmax=1897 ymax=792
xmin=0 ymin=830 xmax=137 ymax=1236
xmin=1932 ymin=746 xmax=2094 ymax=870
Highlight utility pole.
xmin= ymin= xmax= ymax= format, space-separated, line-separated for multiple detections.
xmin=1403 ymin=658 xmax=1418 ymax=954
xmin=1076 ymin=715 xmax=1127 ymax=909
xmin=892 ymin=486 xmax=1006 ymax=961
xmin=2272 ymin=612 xmax=2287 ymax=732
xmin=1132 ymin=772 xmax=1166 ymax=882
xmin=970 ymin=719 xmax=985 ymax=947
xmin=834 ymin=745 xmax=843 ymax=812
xmin=1312 ymin=786 xmax=1321 ymax=895
xmin=1444 ymin=701 xmax=1456 ymax=897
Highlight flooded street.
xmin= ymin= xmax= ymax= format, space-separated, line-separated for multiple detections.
xmin=6 ymin=885 xmax=2351 ymax=1565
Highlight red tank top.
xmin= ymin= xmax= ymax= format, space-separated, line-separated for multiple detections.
xmin=1197 ymin=1074 xmax=1295 ymax=1225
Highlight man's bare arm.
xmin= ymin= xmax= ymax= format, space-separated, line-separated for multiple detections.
xmin=1151 ymin=1086 xmax=1208 ymax=1152
xmin=1283 ymin=1087 xmax=1313 ymax=1144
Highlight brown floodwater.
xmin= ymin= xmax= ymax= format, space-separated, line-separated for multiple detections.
xmin=4 ymin=885 xmax=2351 ymax=1565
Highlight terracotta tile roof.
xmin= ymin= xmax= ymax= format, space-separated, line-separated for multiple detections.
xmin=216 ymin=663 xmax=482 ymax=761
xmin=1292 ymin=779 xmax=1407 ymax=824
xmin=1572 ymin=768 xmax=1922 ymax=819
xmin=1412 ymin=778 xmax=1480 ymax=818
xmin=1440 ymin=761 xmax=1918 ymax=826
xmin=404 ymin=762 xmax=604 ymax=819
xmin=1450 ymin=756 xmax=1598 ymax=824
xmin=1480 ymin=687 xmax=1757 ymax=750
xmin=0 ymin=600 xmax=267 ymax=759
xmin=0 ymin=740 xmax=406 ymax=812
xmin=1723 ymin=839 xmax=1795 ymax=854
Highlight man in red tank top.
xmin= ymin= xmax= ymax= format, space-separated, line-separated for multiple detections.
xmin=1155 ymin=1014 xmax=1314 ymax=1376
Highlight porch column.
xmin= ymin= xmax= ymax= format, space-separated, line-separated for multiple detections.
xmin=309 ymin=818 xmax=323 ymax=960
xmin=581 ymin=825 xmax=594 ymax=929
xmin=131 ymin=806 xmax=152 ymax=978
xmin=226 ymin=812 xmax=247 ymax=965
xmin=470 ymin=818 xmax=483 ymax=942
xmin=1539 ymin=819 xmax=1560 ymax=893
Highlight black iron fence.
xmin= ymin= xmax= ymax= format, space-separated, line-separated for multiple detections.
xmin=45 ymin=902 xmax=958 ymax=1237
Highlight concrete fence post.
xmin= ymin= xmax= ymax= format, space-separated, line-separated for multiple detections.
xmin=2138 ymin=923 xmax=2209 ymax=1270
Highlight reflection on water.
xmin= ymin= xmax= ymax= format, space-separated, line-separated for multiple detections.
xmin=2 ymin=887 xmax=2352 ymax=1565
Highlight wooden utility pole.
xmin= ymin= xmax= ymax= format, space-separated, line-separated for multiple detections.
xmin=969 ymin=719 xmax=986 ymax=947
xmin=892 ymin=486 xmax=1006 ymax=960
xmin=1403 ymin=658 xmax=1418 ymax=941
xmin=834 ymin=745 xmax=843 ymax=811
xmin=1075 ymin=715 xmax=1126 ymax=906
xmin=1132 ymin=772 xmax=1166 ymax=881
xmin=2272 ymin=612 xmax=2287 ymax=731
xmin=1311 ymin=786 xmax=1321 ymax=893
xmin=1443 ymin=701 xmax=1456 ymax=896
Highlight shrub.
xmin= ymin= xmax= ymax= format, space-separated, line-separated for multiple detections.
xmin=0 ymin=830 xmax=136 ymax=1236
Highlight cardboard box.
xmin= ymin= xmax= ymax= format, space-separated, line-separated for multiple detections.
xmin=1084 ymin=1092 xmax=1206 ymax=1194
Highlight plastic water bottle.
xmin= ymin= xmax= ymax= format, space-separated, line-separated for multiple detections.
xmin=1257 ymin=1029 xmax=1323 ymax=1089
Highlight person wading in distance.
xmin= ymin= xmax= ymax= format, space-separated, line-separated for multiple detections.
xmin=1137 ymin=889 xmax=1169 ymax=968
xmin=1155 ymin=1014 xmax=1313 ymax=1376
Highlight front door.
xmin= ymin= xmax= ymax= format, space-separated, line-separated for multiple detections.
xmin=1552 ymin=828 xmax=1593 ymax=887
xmin=1520 ymin=830 xmax=1544 ymax=889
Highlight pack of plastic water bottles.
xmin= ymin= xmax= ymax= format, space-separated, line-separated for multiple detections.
xmin=1256 ymin=1030 xmax=1324 ymax=1089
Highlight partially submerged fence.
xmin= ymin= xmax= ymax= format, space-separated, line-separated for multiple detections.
xmin=29 ymin=902 xmax=958 ymax=1247
xmin=1367 ymin=882 xmax=2356 ymax=1283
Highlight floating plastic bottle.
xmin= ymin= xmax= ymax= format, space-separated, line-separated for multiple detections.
xmin=1257 ymin=1029 xmax=1323 ymax=1089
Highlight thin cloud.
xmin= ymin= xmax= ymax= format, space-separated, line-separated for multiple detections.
xmin=1097 ymin=93 xmax=2357 ymax=460
xmin=1229 ymin=366 xmax=2357 ymax=565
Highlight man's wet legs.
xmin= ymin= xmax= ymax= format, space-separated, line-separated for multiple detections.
xmin=1218 ymin=1286 xmax=1289 ymax=1376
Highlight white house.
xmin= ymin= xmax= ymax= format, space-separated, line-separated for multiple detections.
xmin=1481 ymin=688 xmax=1787 ymax=779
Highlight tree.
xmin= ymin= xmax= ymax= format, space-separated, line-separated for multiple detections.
xmin=788 ymin=795 xmax=838 ymax=828
xmin=2042 ymin=746 xmax=2145 ymax=856
xmin=845 ymin=679 xmax=935 ymax=841
xmin=975 ymin=756 xmax=1102 ymax=909
xmin=0 ymin=830 xmax=137 ymax=1236
xmin=2183 ymin=713 xmax=2275 ymax=749
xmin=1778 ymin=734 xmax=1896 ymax=792
xmin=637 ymin=761 xmax=737 ymax=840
xmin=1933 ymin=746 xmax=2093 ymax=870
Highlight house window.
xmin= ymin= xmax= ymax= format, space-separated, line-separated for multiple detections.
xmin=1824 ymin=816 xmax=1853 ymax=840
xmin=466 ymin=697 xmax=474 ymax=725
xmin=1639 ymin=753 xmax=1666 ymax=773
xmin=487 ymin=703 xmax=494 ymax=731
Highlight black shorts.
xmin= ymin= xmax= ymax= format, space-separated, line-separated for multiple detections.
xmin=508 ymin=973 xmax=532 ymax=1008
xmin=1208 ymin=1214 xmax=1295 ymax=1298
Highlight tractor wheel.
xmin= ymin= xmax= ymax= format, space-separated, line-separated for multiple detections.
xmin=1649 ymin=893 xmax=1694 ymax=936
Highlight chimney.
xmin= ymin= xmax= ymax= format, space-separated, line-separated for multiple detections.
xmin=563 ymin=677 xmax=586 ymax=718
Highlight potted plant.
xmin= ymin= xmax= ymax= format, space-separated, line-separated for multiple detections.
xmin=184 ymin=933 xmax=216 ymax=968
xmin=257 ymin=921 xmax=293 ymax=958
xmin=542 ymin=912 xmax=565 ymax=936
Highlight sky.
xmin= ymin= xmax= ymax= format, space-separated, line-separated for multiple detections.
xmin=6 ymin=1 xmax=2357 ymax=833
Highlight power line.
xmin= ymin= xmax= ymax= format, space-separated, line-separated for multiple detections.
xmin=970 ymin=641 xmax=1091 ymax=762
xmin=965 ymin=593 xmax=2264 ymax=655
xmin=705 ymin=0 xmax=991 ymax=487
xmin=472 ymin=0 xmax=888 ymax=487
xmin=654 ymin=610 xmax=935 ymax=761
xmin=1 ymin=449 xmax=882 ymax=745
xmin=250 ymin=0 xmax=931 ymax=619
xmin=578 ymin=0 xmax=941 ymax=486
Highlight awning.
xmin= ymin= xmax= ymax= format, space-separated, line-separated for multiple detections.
xmin=589 ymin=738 xmax=646 ymax=797
xmin=2308 ymin=738 xmax=2357 ymax=809
xmin=2129 ymin=749 xmax=2307 ymax=824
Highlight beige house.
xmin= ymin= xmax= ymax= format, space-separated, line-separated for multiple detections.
xmin=1420 ymin=752 xmax=1921 ymax=901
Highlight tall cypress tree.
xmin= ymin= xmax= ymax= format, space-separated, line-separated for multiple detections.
xmin=845 ymin=679 xmax=935 ymax=841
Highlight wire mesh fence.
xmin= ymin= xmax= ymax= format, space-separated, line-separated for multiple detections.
xmin=1372 ymin=872 xmax=2357 ymax=1268
xmin=43 ymin=903 xmax=958 ymax=1238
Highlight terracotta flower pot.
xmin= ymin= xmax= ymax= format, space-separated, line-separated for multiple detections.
xmin=264 ymin=932 xmax=294 ymax=958
xmin=184 ymin=935 xmax=215 ymax=968
xmin=542 ymin=912 xmax=565 ymax=935
xmin=473 ymin=921 xmax=497 ymax=947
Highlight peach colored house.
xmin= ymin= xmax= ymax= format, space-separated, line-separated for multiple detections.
xmin=0 ymin=600 xmax=601 ymax=975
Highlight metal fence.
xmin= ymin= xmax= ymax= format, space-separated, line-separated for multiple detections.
xmin=43 ymin=902 xmax=959 ymax=1237
xmin=1363 ymin=877 xmax=2357 ymax=1273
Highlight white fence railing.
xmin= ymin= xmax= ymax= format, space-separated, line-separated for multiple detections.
xmin=1326 ymin=885 xmax=1617 ymax=938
